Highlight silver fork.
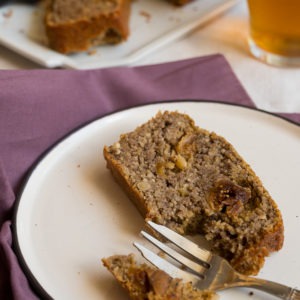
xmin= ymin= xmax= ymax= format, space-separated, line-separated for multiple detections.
xmin=133 ymin=221 xmax=300 ymax=300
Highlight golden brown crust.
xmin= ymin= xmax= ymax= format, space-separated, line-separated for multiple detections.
xmin=45 ymin=0 xmax=131 ymax=54
xmin=104 ymin=148 xmax=150 ymax=217
xmin=103 ymin=111 xmax=284 ymax=276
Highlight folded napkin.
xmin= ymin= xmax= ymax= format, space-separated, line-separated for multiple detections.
xmin=0 ymin=54 xmax=298 ymax=300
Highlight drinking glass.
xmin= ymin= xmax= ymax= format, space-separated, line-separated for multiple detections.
xmin=247 ymin=0 xmax=300 ymax=67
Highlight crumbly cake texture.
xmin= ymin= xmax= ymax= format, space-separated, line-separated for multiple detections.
xmin=103 ymin=111 xmax=284 ymax=275
xmin=45 ymin=0 xmax=131 ymax=54
xmin=102 ymin=254 xmax=217 ymax=300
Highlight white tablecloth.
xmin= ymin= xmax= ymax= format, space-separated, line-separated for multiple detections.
xmin=1 ymin=1 xmax=300 ymax=114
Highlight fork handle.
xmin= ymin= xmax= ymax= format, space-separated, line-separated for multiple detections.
xmin=238 ymin=276 xmax=300 ymax=300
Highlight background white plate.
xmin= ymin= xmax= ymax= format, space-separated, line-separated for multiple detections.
xmin=0 ymin=0 xmax=238 ymax=69
xmin=14 ymin=101 xmax=300 ymax=299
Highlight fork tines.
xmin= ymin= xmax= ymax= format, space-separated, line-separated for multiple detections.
xmin=134 ymin=222 xmax=300 ymax=298
xmin=133 ymin=221 xmax=212 ymax=281
xmin=133 ymin=241 xmax=200 ymax=285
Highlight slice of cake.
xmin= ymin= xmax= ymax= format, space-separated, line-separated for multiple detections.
xmin=103 ymin=111 xmax=284 ymax=275
xmin=45 ymin=0 xmax=131 ymax=54
xmin=102 ymin=254 xmax=217 ymax=300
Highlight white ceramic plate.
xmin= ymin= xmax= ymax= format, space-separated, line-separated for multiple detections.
xmin=0 ymin=0 xmax=238 ymax=69
xmin=14 ymin=101 xmax=300 ymax=300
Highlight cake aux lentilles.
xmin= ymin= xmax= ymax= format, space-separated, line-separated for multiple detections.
xmin=44 ymin=0 xmax=194 ymax=54
xmin=103 ymin=111 xmax=284 ymax=276
xmin=102 ymin=254 xmax=217 ymax=300
xmin=45 ymin=0 xmax=131 ymax=54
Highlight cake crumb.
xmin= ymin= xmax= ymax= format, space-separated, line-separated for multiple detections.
xmin=87 ymin=49 xmax=97 ymax=56
xmin=248 ymin=291 xmax=254 ymax=296
xmin=139 ymin=10 xmax=151 ymax=23
xmin=3 ymin=9 xmax=13 ymax=18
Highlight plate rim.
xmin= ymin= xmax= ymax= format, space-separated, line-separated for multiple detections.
xmin=12 ymin=99 xmax=300 ymax=299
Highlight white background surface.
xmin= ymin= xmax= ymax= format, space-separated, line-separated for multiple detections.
xmin=15 ymin=102 xmax=300 ymax=300
xmin=1 ymin=1 xmax=300 ymax=114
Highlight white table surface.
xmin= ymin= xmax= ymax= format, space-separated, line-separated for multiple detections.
xmin=1 ymin=1 xmax=300 ymax=114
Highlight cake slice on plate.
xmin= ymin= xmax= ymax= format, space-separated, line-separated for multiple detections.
xmin=103 ymin=111 xmax=284 ymax=275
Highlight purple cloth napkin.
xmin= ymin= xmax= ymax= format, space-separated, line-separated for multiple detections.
xmin=0 ymin=54 xmax=298 ymax=300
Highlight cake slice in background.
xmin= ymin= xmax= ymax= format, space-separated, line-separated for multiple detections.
xmin=45 ymin=0 xmax=131 ymax=54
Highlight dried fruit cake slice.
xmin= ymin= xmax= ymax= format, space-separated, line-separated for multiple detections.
xmin=103 ymin=111 xmax=284 ymax=275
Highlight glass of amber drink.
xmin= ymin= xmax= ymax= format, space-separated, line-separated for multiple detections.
xmin=247 ymin=0 xmax=300 ymax=66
